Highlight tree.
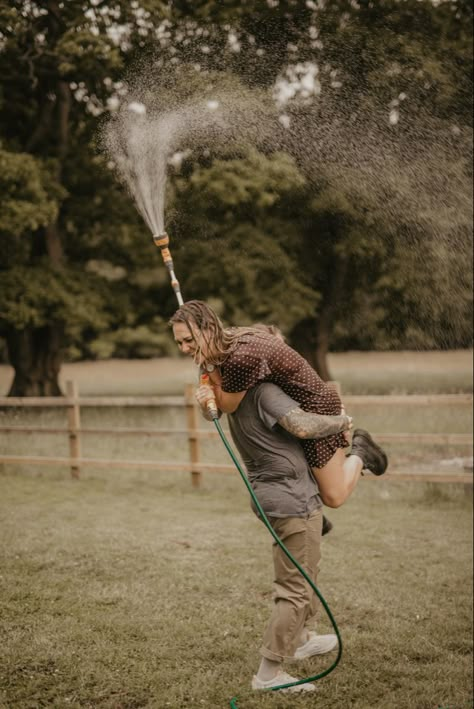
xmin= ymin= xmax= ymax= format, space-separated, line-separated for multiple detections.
xmin=262 ymin=0 xmax=473 ymax=376
xmin=1 ymin=0 xmax=471 ymax=393
xmin=157 ymin=0 xmax=473 ymax=377
xmin=285 ymin=153 xmax=472 ymax=378
xmin=0 ymin=0 xmax=170 ymax=394
xmin=168 ymin=147 xmax=319 ymax=328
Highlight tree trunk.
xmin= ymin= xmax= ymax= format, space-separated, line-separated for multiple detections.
xmin=314 ymin=319 xmax=332 ymax=382
xmin=6 ymin=326 xmax=64 ymax=396
xmin=289 ymin=317 xmax=320 ymax=372
xmin=8 ymin=36 xmax=71 ymax=397
xmin=290 ymin=257 xmax=349 ymax=381
xmin=290 ymin=317 xmax=333 ymax=381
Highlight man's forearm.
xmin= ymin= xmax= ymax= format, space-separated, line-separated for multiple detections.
xmin=278 ymin=408 xmax=351 ymax=439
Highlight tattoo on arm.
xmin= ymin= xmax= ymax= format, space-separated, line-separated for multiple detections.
xmin=278 ymin=407 xmax=350 ymax=439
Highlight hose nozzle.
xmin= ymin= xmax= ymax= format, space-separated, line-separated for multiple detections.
xmin=153 ymin=231 xmax=184 ymax=306
xmin=200 ymin=373 xmax=219 ymax=420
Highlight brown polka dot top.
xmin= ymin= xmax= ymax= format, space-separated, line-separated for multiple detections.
xmin=221 ymin=330 xmax=348 ymax=469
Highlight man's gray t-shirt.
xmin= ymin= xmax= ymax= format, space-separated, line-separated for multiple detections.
xmin=228 ymin=383 xmax=322 ymax=518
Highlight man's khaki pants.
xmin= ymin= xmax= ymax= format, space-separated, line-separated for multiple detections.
xmin=260 ymin=508 xmax=323 ymax=662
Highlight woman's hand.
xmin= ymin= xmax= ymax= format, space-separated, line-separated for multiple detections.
xmin=195 ymin=384 xmax=220 ymax=421
xmin=195 ymin=384 xmax=216 ymax=410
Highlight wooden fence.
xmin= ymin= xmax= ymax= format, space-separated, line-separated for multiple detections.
xmin=0 ymin=381 xmax=472 ymax=486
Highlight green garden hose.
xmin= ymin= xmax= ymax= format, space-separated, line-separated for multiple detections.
xmin=211 ymin=416 xmax=343 ymax=708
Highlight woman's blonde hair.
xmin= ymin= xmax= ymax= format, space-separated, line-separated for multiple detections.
xmin=169 ymin=300 xmax=258 ymax=366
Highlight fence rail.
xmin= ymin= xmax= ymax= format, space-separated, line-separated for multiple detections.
xmin=0 ymin=382 xmax=472 ymax=486
xmin=1 ymin=393 xmax=471 ymax=407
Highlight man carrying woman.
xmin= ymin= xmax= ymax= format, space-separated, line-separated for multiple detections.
xmin=170 ymin=300 xmax=388 ymax=509
xmin=170 ymin=300 xmax=388 ymax=693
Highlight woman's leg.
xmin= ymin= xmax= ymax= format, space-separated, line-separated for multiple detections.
xmin=312 ymin=448 xmax=363 ymax=508
xmin=313 ymin=429 xmax=389 ymax=508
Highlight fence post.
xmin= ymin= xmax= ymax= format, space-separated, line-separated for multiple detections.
xmin=66 ymin=380 xmax=82 ymax=479
xmin=185 ymin=384 xmax=201 ymax=488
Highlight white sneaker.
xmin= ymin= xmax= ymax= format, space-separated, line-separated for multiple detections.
xmin=251 ymin=671 xmax=316 ymax=693
xmin=294 ymin=633 xmax=338 ymax=659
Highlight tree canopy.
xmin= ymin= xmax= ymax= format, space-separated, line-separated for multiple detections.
xmin=0 ymin=0 xmax=472 ymax=393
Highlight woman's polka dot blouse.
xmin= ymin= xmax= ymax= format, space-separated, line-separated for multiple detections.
xmin=221 ymin=331 xmax=348 ymax=469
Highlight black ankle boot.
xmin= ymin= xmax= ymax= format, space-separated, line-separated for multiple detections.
xmin=322 ymin=515 xmax=333 ymax=536
xmin=351 ymin=429 xmax=388 ymax=476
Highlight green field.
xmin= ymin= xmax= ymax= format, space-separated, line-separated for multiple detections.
xmin=0 ymin=472 xmax=472 ymax=709
xmin=0 ymin=351 xmax=472 ymax=708
xmin=0 ymin=350 xmax=473 ymax=397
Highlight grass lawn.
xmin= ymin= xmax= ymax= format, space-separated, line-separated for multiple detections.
xmin=0 ymin=351 xmax=472 ymax=708
xmin=0 ymin=470 xmax=472 ymax=709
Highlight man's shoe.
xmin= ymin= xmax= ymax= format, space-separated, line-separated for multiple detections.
xmin=351 ymin=429 xmax=388 ymax=476
xmin=251 ymin=671 xmax=316 ymax=693
xmin=322 ymin=515 xmax=333 ymax=536
xmin=294 ymin=633 xmax=338 ymax=659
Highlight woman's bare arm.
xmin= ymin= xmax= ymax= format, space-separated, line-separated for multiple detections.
xmin=213 ymin=386 xmax=247 ymax=414
xmin=206 ymin=367 xmax=247 ymax=414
